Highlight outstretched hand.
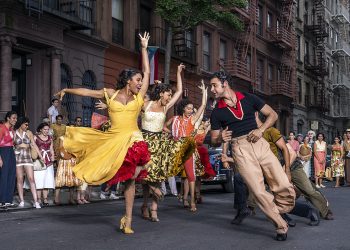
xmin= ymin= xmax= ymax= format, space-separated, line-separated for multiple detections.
xmin=139 ymin=31 xmax=150 ymax=49
xmin=95 ymin=100 xmax=107 ymax=110
xmin=177 ymin=63 xmax=185 ymax=73
xmin=198 ymin=80 xmax=208 ymax=94
xmin=54 ymin=89 xmax=65 ymax=101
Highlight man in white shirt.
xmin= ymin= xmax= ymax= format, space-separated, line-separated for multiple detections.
xmin=47 ymin=98 xmax=59 ymax=124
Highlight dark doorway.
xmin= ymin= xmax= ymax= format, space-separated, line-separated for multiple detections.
xmin=12 ymin=53 xmax=26 ymax=116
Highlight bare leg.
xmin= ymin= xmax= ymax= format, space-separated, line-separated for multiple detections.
xmin=315 ymin=176 xmax=319 ymax=186
xmin=150 ymin=198 xmax=159 ymax=222
xmin=24 ymin=165 xmax=38 ymax=203
xmin=335 ymin=177 xmax=340 ymax=187
xmin=195 ymin=178 xmax=202 ymax=203
xmin=37 ymin=190 xmax=42 ymax=203
xmin=124 ymin=179 xmax=135 ymax=229
xmin=189 ymin=181 xmax=196 ymax=211
xmin=54 ymin=188 xmax=61 ymax=203
xmin=16 ymin=166 xmax=25 ymax=203
xmin=183 ymin=178 xmax=189 ymax=207
xmin=141 ymin=183 xmax=150 ymax=219
xmin=43 ymin=189 xmax=49 ymax=203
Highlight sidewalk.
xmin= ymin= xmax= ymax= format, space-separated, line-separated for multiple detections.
xmin=2 ymin=183 xmax=145 ymax=212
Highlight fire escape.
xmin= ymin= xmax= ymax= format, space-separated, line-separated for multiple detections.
xmin=304 ymin=0 xmax=329 ymax=112
xmin=266 ymin=0 xmax=296 ymax=99
xmin=24 ymin=0 xmax=96 ymax=30
xmin=331 ymin=0 xmax=350 ymax=118
xmin=220 ymin=0 xmax=256 ymax=86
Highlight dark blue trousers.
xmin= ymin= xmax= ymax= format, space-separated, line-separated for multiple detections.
xmin=101 ymin=182 xmax=116 ymax=192
xmin=234 ymin=172 xmax=248 ymax=210
xmin=0 ymin=147 xmax=16 ymax=203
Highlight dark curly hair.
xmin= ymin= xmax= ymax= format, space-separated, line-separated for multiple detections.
xmin=150 ymin=83 xmax=172 ymax=101
xmin=4 ymin=111 xmax=17 ymax=122
xmin=116 ymin=69 xmax=143 ymax=90
xmin=15 ymin=117 xmax=30 ymax=130
xmin=210 ymin=71 xmax=234 ymax=88
xmin=316 ymin=132 xmax=325 ymax=141
xmin=37 ymin=122 xmax=50 ymax=133
xmin=177 ymin=99 xmax=192 ymax=116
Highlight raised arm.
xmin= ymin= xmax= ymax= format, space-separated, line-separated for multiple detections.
xmin=139 ymin=32 xmax=151 ymax=98
xmin=166 ymin=63 xmax=185 ymax=111
xmin=191 ymin=81 xmax=208 ymax=125
xmin=55 ymin=88 xmax=105 ymax=101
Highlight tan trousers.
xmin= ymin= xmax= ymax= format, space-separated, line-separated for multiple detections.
xmin=232 ymin=135 xmax=296 ymax=234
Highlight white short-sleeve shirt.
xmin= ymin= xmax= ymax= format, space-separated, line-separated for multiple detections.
xmin=47 ymin=105 xmax=59 ymax=123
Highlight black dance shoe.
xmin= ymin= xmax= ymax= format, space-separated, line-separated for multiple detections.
xmin=231 ymin=207 xmax=251 ymax=225
xmin=275 ymin=233 xmax=287 ymax=241
xmin=308 ymin=208 xmax=320 ymax=226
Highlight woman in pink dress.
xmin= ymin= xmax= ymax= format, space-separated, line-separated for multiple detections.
xmin=287 ymin=132 xmax=299 ymax=153
xmin=314 ymin=133 xmax=327 ymax=188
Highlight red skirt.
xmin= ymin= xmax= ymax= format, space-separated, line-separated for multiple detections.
xmin=108 ymin=141 xmax=150 ymax=185
xmin=197 ymin=146 xmax=216 ymax=179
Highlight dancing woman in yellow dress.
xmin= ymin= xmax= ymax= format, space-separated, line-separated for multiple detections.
xmin=55 ymin=32 xmax=151 ymax=234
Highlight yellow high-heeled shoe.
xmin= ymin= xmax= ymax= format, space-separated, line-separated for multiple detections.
xmin=120 ymin=216 xmax=134 ymax=234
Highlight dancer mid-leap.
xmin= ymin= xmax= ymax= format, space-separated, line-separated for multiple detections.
xmin=55 ymin=32 xmax=151 ymax=234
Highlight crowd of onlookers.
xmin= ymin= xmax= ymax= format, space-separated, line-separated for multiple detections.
xmin=1 ymin=97 xmax=349 ymax=211
xmin=287 ymin=129 xmax=350 ymax=188
xmin=0 ymin=98 xmax=122 ymax=211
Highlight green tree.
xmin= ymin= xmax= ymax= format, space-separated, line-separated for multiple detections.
xmin=155 ymin=0 xmax=247 ymax=84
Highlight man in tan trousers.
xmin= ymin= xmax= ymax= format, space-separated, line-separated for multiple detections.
xmin=209 ymin=71 xmax=295 ymax=241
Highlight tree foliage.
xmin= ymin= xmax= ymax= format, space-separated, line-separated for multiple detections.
xmin=155 ymin=0 xmax=247 ymax=31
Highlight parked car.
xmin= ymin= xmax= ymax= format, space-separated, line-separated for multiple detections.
xmin=201 ymin=147 xmax=234 ymax=193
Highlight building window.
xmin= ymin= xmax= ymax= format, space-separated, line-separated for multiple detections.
xmin=82 ymin=70 xmax=96 ymax=126
xmin=305 ymin=41 xmax=309 ymax=63
xmin=258 ymin=5 xmax=264 ymax=36
xmin=247 ymin=53 xmax=251 ymax=77
xmin=140 ymin=4 xmax=151 ymax=32
xmin=60 ymin=64 xmax=75 ymax=123
xmin=79 ymin=0 xmax=93 ymax=23
xmin=112 ymin=0 xmax=123 ymax=45
xmin=257 ymin=58 xmax=264 ymax=91
xmin=298 ymin=78 xmax=302 ymax=104
xmin=296 ymin=0 xmax=300 ymax=18
xmin=203 ymin=32 xmax=211 ymax=71
xmin=297 ymin=120 xmax=304 ymax=134
xmin=267 ymin=12 xmax=272 ymax=30
xmin=297 ymin=35 xmax=301 ymax=61
xmin=268 ymin=64 xmax=273 ymax=82
xmin=219 ymin=39 xmax=227 ymax=65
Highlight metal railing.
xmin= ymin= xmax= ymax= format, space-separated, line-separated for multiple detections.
xmin=332 ymin=3 xmax=350 ymax=24
xmin=266 ymin=26 xmax=293 ymax=49
xmin=135 ymin=27 xmax=197 ymax=64
xmin=332 ymin=40 xmax=350 ymax=57
xmin=40 ymin=0 xmax=95 ymax=29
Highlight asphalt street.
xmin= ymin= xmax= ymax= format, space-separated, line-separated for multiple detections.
xmin=1 ymin=183 xmax=349 ymax=250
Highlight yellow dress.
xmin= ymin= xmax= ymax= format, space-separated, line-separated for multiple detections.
xmin=64 ymin=89 xmax=145 ymax=185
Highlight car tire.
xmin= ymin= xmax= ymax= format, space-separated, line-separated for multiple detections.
xmin=223 ymin=169 xmax=234 ymax=193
